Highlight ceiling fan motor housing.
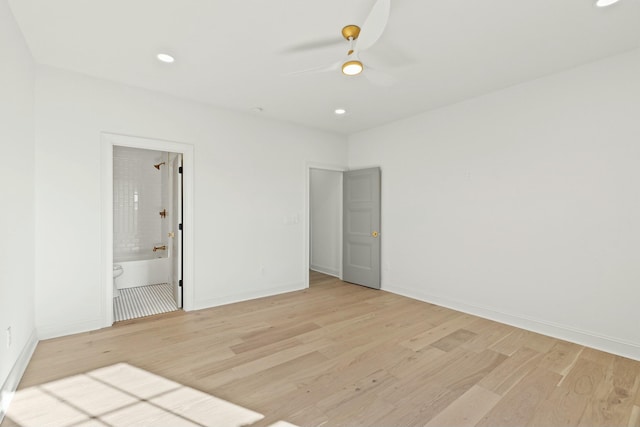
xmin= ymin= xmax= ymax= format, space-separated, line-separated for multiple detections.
xmin=342 ymin=25 xmax=361 ymax=40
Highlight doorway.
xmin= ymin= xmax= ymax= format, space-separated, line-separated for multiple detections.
xmin=306 ymin=165 xmax=381 ymax=290
xmin=111 ymin=147 xmax=182 ymax=321
xmin=309 ymin=168 xmax=343 ymax=278
xmin=101 ymin=133 xmax=194 ymax=327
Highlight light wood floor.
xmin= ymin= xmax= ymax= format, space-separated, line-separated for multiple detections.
xmin=3 ymin=271 xmax=640 ymax=426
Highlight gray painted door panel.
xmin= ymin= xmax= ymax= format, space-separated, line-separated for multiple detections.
xmin=343 ymin=167 xmax=381 ymax=289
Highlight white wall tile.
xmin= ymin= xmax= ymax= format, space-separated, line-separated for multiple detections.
xmin=113 ymin=146 xmax=167 ymax=260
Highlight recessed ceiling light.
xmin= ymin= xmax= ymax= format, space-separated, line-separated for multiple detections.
xmin=335 ymin=108 xmax=347 ymax=115
xmin=156 ymin=53 xmax=175 ymax=63
xmin=341 ymin=61 xmax=363 ymax=76
xmin=595 ymin=0 xmax=620 ymax=7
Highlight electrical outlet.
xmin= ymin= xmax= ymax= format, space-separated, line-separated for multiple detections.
xmin=6 ymin=326 xmax=11 ymax=349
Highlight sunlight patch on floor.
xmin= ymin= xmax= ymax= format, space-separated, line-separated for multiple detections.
xmin=5 ymin=363 xmax=299 ymax=427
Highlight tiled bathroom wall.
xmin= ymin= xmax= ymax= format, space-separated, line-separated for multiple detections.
xmin=113 ymin=146 xmax=167 ymax=261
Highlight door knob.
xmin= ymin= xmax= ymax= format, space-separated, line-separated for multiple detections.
xmin=372 ymin=231 xmax=379 ymax=238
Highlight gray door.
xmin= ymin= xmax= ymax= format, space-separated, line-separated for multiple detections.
xmin=343 ymin=167 xmax=381 ymax=289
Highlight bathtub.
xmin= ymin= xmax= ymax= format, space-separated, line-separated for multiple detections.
xmin=114 ymin=254 xmax=171 ymax=289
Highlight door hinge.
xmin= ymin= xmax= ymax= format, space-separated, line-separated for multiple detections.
xmin=179 ymin=279 xmax=183 ymax=288
xmin=178 ymin=166 xmax=183 ymax=174
xmin=178 ymin=223 xmax=183 ymax=231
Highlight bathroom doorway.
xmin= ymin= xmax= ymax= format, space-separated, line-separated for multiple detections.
xmin=111 ymin=147 xmax=183 ymax=321
xmin=101 ymin=133 xmax=194 ymax=327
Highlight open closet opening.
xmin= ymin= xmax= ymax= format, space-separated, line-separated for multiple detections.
xmin=309 ymin=168 xmax=343 ymax=280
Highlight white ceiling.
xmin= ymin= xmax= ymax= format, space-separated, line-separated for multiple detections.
xmin=8 ymin=0 xmax=640 ymax=135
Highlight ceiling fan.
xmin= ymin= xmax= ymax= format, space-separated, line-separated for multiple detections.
xmin=287 ymin=0 xmax=394 ymax=84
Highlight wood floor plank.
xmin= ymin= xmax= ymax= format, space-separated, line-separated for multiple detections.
xmin=3 ymin=271 xmax=640 ymax=427
xmin=230 ymin=338 xmax=333 ymax=378
xmin=539 ymin=340 xmax=584 ymax=376
xmin=376 ymin=381 xmax=457 ymax=427
xmin=462 ymin=319 xmax=514 ymax=352
xmin=399 ymin=313 xmax=476 ymax=352
xmin=286 ymin=405 xmax=329 ymax=427
xmin=424 ymin=385 xmax=501 ymax=427
xmin=431 ymin=329 xmax=477 ymax=352
xmin=529 ymin=358 xmax=607 ymax=426
xmin=379 ymin=347 xmax=469 ymax=403
xmin=432 ymin=349 xmax=507 ymax=394
xmin=387 ymin=346 xmax=448 ymax=380
xmin=379 ymin=348 xmax=506 ymax=423
xmin=629 ymin=405 xmax=640 ymax=427
xmin=325 ymin=394 xmax=397 ymax=427
xmin=230 ymin=322 xmax=321 ymax=354
xmin=491 ymin=329 xmax=556 ymax=356
xmin=315 ymin=369 xmax=395 ymax=414
xmin=478 ymin=346 xmax=542 ymax=395
xmin=220 ymin=351 xmax=328 ymax=407
xmin=578 ymin=355 xmax=640 ymax=426
xmin=476 ymin=367 xmax=562 ymax=427
xmin=579 ymin=347 xmax=616 ymax=367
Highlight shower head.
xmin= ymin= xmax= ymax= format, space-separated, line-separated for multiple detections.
xmin=154 ymin=162 xmax=165 ymax=170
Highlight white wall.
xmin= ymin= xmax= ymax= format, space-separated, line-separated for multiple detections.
xmin=34 ymin=66 xmax=348 ymax=338
xmin=348 ymin=48 xmax=640 ymax=360
xmin=0 ymin=0 xmax=37 ymax=416
xmin=310 ymin=169 xmax=342 ymax=277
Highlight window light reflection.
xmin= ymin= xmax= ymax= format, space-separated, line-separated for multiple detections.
xmin=5 ymin=363 xmax=299 ymax=427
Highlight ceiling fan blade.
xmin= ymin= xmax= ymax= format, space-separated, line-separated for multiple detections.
xmin=360 ymin=39 xmax=417 ymax=68
xmin=356 ymin=0 xmax=391 ymax=52
xmin=286 ymin=60 xmax=342 ymax=76
xmin=363 ymin=66 xmax=396 ymax=86
xmin=279 ymin=37 xmax=343 ymax=54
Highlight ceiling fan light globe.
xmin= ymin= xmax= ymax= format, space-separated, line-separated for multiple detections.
xmin=156 ymin=53 xmax=175 ymax=63
xmin=342 ymin=60 xmax=364 ymax=76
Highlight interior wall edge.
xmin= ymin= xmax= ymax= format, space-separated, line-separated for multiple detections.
xmin=0 ymin=329 xmax=38 ymax=424
xmin=385 ymin=284 xmax=640 ymax=361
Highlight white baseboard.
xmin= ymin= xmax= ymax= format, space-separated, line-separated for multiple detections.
xmin=191 ymin=282 xmax=306 ymax=312
xmin=310 ymin=265 xmax=340 ymax=278
xmin=384 ymin=284 xmax=640 ymax=361
xmin=0 ymin=329 xmax=38 ymax=424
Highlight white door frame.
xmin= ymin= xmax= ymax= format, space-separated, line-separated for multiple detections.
xmin=169 ymin=153 xmax=183 ymax=308
xmin=304 ymin=162 xmax=347 ymax=288
xmin=100 ymin=132 xmax=195 ymax=327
